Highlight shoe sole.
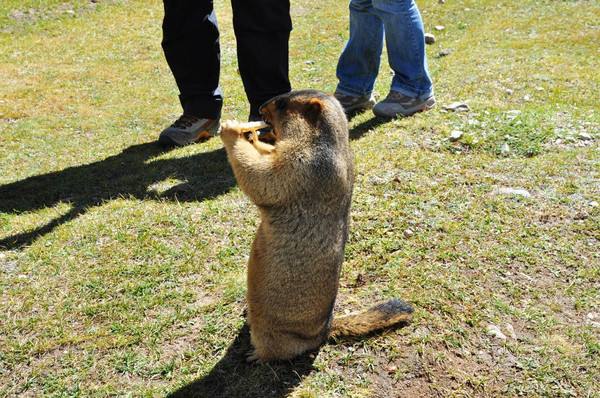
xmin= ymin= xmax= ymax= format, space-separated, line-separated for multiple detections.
xmin=373 ymin=97 xmax=436 ymax=118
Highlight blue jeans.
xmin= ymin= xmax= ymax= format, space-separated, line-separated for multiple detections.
xmin=336 ymin=0 xmax=433 ymax=99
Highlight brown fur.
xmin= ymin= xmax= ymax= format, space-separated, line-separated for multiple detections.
xmin=220 ymin=90 xmax=413 ymax=362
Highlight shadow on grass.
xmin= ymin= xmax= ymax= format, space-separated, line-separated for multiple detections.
xmin=0 ymin=116 xmax=387 ymax=250
xmin=0 ymin=141 xmax=235 ymax=249
xmin=168 ymin=324 xmax=316 ymax=398
xmin=349 ymin=115 xmax=388 ymax=141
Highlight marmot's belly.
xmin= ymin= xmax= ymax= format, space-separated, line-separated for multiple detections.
xmin=248 ymin=250 xmax=341 ymax=334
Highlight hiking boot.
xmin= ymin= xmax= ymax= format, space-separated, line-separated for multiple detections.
xmin=334 ymin=91 xmax=376 ymax=114
xmin=372 ymin=91 xmax=435 ymax=118
xmin=158 ymin=114 xmax=220 ymax=146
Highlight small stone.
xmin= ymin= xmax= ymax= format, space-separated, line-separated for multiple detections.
xmin=403 ymin=228 xmax=414 ymax=238
xmin=425 ymin=33 xmax=436 ymax=44
xmin=506 ymin=110 xmax=521 ymax=120
xmin=486 ymin=324 xmax=507 ymax=340
xmin=578 ymin=132 xmax=593 ymax=141
xmin=495 ymin=187 xmax=532 ymax=198
xmin=443 ymin=102 xmax=470 ymax=112
xmin=505 ymin=88 xmax=514 ymax=95
xmin=386 ymin=365 xmax=398 ymax=374
xmin=369 ymin=175 xmax=388 ymax=186
xmin=500 ymin=143 xmax=510 ymax=156
xmin=505 ymin=324 xmax=517 ymax=339
xmin=438 ymin=0 xmax=445 ymax=3
xmin=438 ymin=49 xmax=452 ymax=57
xmin=590 ymin=201 xmax=599 ymax=207
xmin=523 ymin=94 xmax=531 ymax=101
xmin=2 ymin=261 xmax=17 ymax=273
xmin=434 ymin=25 xmax=445 ymax=31
xmin=449 ymin=130 xmax=464 ymax=142
xmin=476 ymin=350 xmax=492 ymax=363
xmin=586 ymin=313 xmax=600 ymax=328
xmin=304 ymin=60 xmax=315 ymax=65
xmin=9 ymin=10 xmax=26 ymax=20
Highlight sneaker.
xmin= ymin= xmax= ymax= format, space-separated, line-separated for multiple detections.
xmin=372 ymin=91 xmax=435 ymax=118
xmin=158 ymin=114 xmax=220 ymax=146
xmin=334 ymin=91 xmax=376 ymax=114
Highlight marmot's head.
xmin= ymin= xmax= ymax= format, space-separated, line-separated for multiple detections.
xmin=259 ymin=90 xmax=346 ymax=142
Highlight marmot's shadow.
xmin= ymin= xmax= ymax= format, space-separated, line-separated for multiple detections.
xmin=168 ymin=324 xmax=316 ymax=398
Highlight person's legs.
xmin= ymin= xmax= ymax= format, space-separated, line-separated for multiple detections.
xmin=160 ymin=1 xmax=221 ymax=145
xmin=161 ymin=0 xmax=222 ymax=118
xmin=232 ymin=0 xmax=292 ymax=118
xmin=374 ymin=0 xmax=432 ymax=99
xmin=335 ymin=0 xmax=384 ymax=99
xmin=334 ymin=0 xmax=382 ymax=114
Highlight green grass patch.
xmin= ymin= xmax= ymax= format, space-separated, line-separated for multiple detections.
xmin=1 ymin=0 xmax=599 ymax=396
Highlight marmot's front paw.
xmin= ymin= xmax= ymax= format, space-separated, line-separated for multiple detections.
xmin=221 ymin=120 xmax=271 ymax=145
xmin=220 ymin=120 xmax=244 ymax=137
xmin=219 ymin=120 xmax=245 ymax=146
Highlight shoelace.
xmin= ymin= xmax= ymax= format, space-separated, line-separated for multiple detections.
xmin=385 ymin=92 xmax=421 ymax=107
xmin=386 ymin=91 xmax=410 ymax=102
xmin=337 ymin=94 xmax=364 ymax=106
xmin=172 ymin=114 xmax=201 ymax=129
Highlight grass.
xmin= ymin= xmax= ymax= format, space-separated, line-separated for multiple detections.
xmin=1 ymin=0 xmax=599 ymax=396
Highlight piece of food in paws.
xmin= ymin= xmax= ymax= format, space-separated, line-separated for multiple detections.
xmin=221 ymin=120 xmax=270 ymax=132
xmin=221 ymin=120 xmax=271 ymax=143
xmin=243 ymin=121 xmax=270 ymax=131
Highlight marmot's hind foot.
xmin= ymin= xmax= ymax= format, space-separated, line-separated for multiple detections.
xmin=246 ymin=349 xmax=262 ymax=364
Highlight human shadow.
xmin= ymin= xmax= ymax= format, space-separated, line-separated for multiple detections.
xmin=0 ymin=115 xmax=387 ymax=250
xmin=349 ymin=115 xmax=388 ymax=140
xmin=0 ymin=141 xmax=236 ymax=249
xmin=168 ymin=323 xmax=316 ymax=398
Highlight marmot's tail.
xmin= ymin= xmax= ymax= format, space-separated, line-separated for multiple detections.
xmin=329 ymin=299 xmax=413 ymax=339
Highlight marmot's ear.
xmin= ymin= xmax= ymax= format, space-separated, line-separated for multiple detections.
xmin=305 ymin=98 xmax=324 ymax=125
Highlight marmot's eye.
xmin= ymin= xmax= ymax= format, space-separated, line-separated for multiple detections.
xmin=275 ymin=98 xmax=288 ymax=111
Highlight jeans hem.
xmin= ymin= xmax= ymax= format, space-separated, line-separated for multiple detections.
xmin=335 ymin=84 xmax=373 ymax=98
xmin=179 ymin=94 xmax=222 ymax=119
xmin=389 ymin=84 xmax=433 ymax=100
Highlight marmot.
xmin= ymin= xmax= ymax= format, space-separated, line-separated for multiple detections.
xmin=220 ymin=90 xmax=413 ymax=362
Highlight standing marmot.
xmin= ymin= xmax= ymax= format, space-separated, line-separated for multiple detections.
xmin=220 ymin=90 xmax=413 ymax=362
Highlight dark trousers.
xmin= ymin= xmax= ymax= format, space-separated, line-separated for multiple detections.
xmin=162 ymin=0 xmax=292 ymax=119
